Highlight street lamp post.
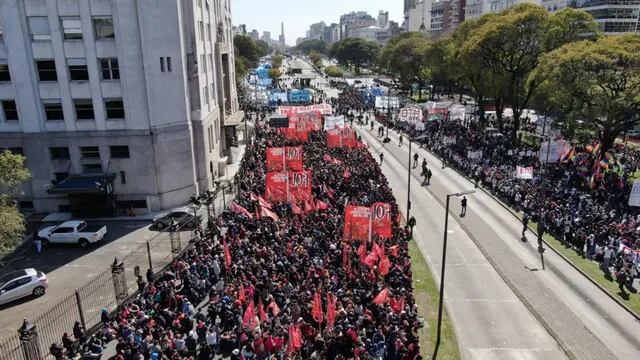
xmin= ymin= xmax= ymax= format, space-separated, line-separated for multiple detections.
xmin=433 ymin=190 xmax=475 ymax=360
xmin=407 ymin=135 xmax=429 ymax=220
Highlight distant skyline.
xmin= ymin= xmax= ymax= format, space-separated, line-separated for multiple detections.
xmin=231 ymin=0 xmax=404 ymax=45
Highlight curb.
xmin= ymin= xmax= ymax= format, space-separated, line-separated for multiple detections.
xmin=376 ymin=120 xmax=640 ymax=322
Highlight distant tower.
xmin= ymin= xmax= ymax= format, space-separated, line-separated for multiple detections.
xmin=279 ymin=21 xmax=286 ymax=48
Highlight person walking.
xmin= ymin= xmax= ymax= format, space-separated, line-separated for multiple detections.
xmin=379 ymin=152 xmax=384 ymax=164
xmin=399 ymin=134 xmax=404 ymax=146
xmin=461 ymin=196 xmax=467 ymax=216
xmin=413 ymin=153 xmax=419 ymax=168
xmin=426 ymin=168 xmax=432 ymax=185
xmin=521 ymin=213 xmax=530 ymax=241
xmin=33 ymin=231 xmax=42 ymax=254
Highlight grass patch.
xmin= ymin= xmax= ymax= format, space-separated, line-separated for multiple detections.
xmin=409 ymin=239 xmax=461 ymax=360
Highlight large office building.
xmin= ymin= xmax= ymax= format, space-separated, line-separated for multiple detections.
xmin=0 ymin=0 xmax=243 ymax=216
xmin=569 ymin=0 xmax=640 ymax=33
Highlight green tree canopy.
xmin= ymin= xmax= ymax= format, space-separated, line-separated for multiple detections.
xmin=272 ymin=53 xmax=284 ymax=69
xmin=309 ymin=51 xmax=323 ymax=68
xmin=294 ymin=39 xmax=328 ymax=55
xmin=331 ymin=38 xmax=379 ymax=74
xmin=529 ymin=34 xmax=640 ymax=151
xmin=379 ymin=32 xmax=430 ymax=86
xmin=0 ymin=150 xmax=31 ymax=256
xmin=268 ymin=67 xmax=282 ymax=80
xmin=234 ymin=34 xmax=268 ymax=80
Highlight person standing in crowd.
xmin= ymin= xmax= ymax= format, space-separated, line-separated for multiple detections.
xmin=521 ymin=212 xmax=530 ymax=241
xmin=461 ymin=196 xmax=468 ymax=216
xmin=413 ymin=153 xmax=419 ymax=168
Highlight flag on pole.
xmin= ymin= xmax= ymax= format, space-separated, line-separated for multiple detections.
xmin=223 ymin=239 xmax=232 ymax=269
xmin=260 ymin=205 xmax=280 ymax=221
xmin=229 ymin=201 xmax=253 ymax=218
xmin=373 ymin=288 xmax=390 ymax=305
xmin=326 ymin=293 xmax=337 ymax=330
xmin=312 ymin=292 xmax=324 ymax=324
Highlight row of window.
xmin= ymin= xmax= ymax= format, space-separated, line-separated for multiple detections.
xmin=27 ymin=16 xmax=114 ymax=41
xmin=0 ymin=98 xmax=124 ymax=121
xmin=50 ymin=145 xmax=129 ymax=160
xmin=0 ymin=58 xmax=119 ymax=82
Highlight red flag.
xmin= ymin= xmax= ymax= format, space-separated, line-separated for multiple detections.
xmin=261 ymin=205 xmax=280 ymax=221
xmin=343 ymin=169 xmax=351 ymax=179
xmin=242 ymin=300 xmax=258 ymax=330
xmin=229 ymin=201 xmax=253 ymax=218
xmin=223 ymin=239 xmax=232 ymax=269
xmin=389 ymin=245 xmax=400 ymax=257
xmin=364 ymin=251 xmax=378 ymax=268
xmin=286 ymin=325 xmax=303 ymax=355
xmin=323 ymin=154 xmax=332 ymax=163
xmin=312 ymin=292 xmax=324 ymax=324
xmin=304 ymin=199 xmax=315 ymax=214
xmin=315 ymin=199 xmax=328 ymax=211
xmin=373 ymin=288 xmax=390 ymax=305
xmin=238 ymin=284 xmax=246 ymax=304
xmin=291 ymin=202 xmax=303 ymax=215
xmin=268 ymin=300 xmax=281 ymax=316
xmin=251 ymin=192 xmax=272 ymax=209
xmin=390 ymin=296 xmax=405 ymax=314
xmin=372 ymin=242 xmax=383 ymax=258
xmin=258 ymin=300 xmax=268 ymax=322
xmin=326 ymin=293 xmax=337 ymax=330
xmin=378 ymin=255 xmax=391 ymax=276
xmin=322 ymin=184 xmax=335 ymax=199
xmin=357 ymin=243 xmax=367 ymax=263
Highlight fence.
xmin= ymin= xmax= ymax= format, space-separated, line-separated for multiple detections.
xmin=0 ymin=183 xmax=236 ymax=360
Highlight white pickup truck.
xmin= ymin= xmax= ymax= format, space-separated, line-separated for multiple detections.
xmin=38 ymin=221 xmax=107 ymax=248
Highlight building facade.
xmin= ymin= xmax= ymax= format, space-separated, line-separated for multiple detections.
xmin=569 ymin=0 xmax=640 ymax=33
xmin=0 ymin=0 xmax=242 ymax=216
xmin=407 ymin=0 xmax=434 ymax=32
xmin=339 ymin=11 xmax=377 ymax=39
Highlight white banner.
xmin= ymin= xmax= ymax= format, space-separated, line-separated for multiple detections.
xmin=467 ymin=150 xmax=483 ymax=160
xmin=398 ymin=108 xmax=423 ymax=123
xmin=449 ymin=105 xmax=466 ymax=120
xmin=375 ymin=96 xmax=400 ymax=109
xmin=415 ymin=123 xmax=425 ymax=131
xmin=443 ymin=136 xmax=456 ymax=145
xmin=516 ymin=166 xmax=533 ymax=180
xmin=324 ymin=115 xmax=345 ymax=130
xmin=539 ymin=139 xmax=570 ymax=164
xmin=629 ymin=180 xmax=640 ymax=207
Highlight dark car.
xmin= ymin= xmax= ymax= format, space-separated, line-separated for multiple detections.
xmin=152 ymin=211 xmax=200 ymax=230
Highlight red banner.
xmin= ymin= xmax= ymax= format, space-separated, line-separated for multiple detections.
xmin=371 ymin=202 xmax=392 ymax=239
xmin=265 ymin=170 xmax=313 ymax=203
xmin=266 ymin=147 xmax=303 ymax=172
xmin=342 ymin=205 xmax=372 ymax=241
xmin=265 ymin=172 xmax=289 ymax=202
xmin=327 ymin=128 xmax=357 ymax=148
xmin=288 ymin=170 xmax=312 ymax=203
xmin=280 ymin=128 xmax=309 ymax=142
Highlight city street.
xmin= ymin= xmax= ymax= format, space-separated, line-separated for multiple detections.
xmin=356 ymin=121 xmax=640 ymax=360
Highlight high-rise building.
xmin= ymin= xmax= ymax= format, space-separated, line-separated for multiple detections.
xmin=378 ymin=11 xmax=390 ymax=28
xmin=0 ymin=0 xmax=242 ymax=216
xmin=569 ymin=0 xmax=640 ymax=33
xmin=407 ymin=0 xmax=434 ymax=32
xmin=279 ymin=22 xmax=286 ymax=48
xmin=262 ymin=31 xmax=271 ymax=43
xmin=339 ymin=11 xmax=377 ymax=38
xmin=309 ymin=22 xmax=326 ymax=40
xmin=431 ymin=0 xmax=452 ymax=34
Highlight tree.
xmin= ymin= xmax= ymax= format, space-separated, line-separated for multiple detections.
xmin=309 ymin=51 xmax=323 ymax=69
xmin=324 ymin=65 xmax=343 ymax=78
xmin=529 ymin=34 xmax=640 ymax=151
xmin=268 ymin=67 xmax=282 ymax=81
xmin=234 ymin=34 xmax=268 ymax=78
xmin=378 ymin=32 xmax=430 ymax=91
xmin=272 ymin=53 xmax=284 ymax=69
xmin=0 ymin=150 xmax=31 ymax=256
xmin=294 ymin=39 xmax=328 ymax=55
xmin=331 ymin=38 xmax=379 ymax=74
xmin=460 ymin=4 xmax=598 ymax=139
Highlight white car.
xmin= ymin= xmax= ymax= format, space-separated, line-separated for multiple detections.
xmin=38 ymin=221 xmax=107 ymax=248
xmin=0 ymin=269 xmax=48 ymax=305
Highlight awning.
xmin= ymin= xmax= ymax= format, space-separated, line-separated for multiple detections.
xmin=47 ymin=174 xmax=115 ymax=195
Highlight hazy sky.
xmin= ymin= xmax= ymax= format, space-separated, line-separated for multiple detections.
xmin=231 ymin=0 xmax=404 ymax=45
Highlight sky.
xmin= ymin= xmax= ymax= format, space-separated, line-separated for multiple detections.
xmin=231 ymin=0 xmax=404 ymax=46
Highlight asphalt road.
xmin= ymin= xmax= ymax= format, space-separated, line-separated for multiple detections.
xmin=357 ymin=121 xmax=640 ymax=360
xmin=0 ymin=220 xmax=193 ymax=341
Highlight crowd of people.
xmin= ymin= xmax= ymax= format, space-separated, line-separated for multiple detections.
xmin=51 ymin=114 xmax=422 ymax=359
xmin=376 ymin=112 xmax=640 ymax=293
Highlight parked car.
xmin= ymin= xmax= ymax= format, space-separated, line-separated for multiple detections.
xmin=626 ymin=130 xmax=640 ymax=139
xmin=38 ymin=221 xmax=107 ymax=248
xmin=152 ymin=210 xmax=200 ymax=230
xmin=0 ymin=269 xmax=47 ymax=305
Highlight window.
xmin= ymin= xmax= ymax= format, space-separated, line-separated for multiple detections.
xmin=82 ymin=164 xmax=102 ymax=173
xmin=2 ymin=100 xmax=18 ymax=121
xmin=0 ymin=23 xmax=3 ymax=42
xmin=160 ymin=57 xmax=165 ymax=72
xmin=50 ymin=147 xmax=70 ymax=160
xmin=207 ymin=24 xmax=212 ymax=43
xmin=93 ymin=17 xmax=114 ymax=39
xmin=201 ymin=55 xmax=206 ymax=72
xmin=28 ymin=17 xmax=51 ymax=40
xmin=110 ymin=145 xmax=129 ymax=158
xmin=54 ymin=172 xmax=69 ymax=182
xmin=166 ymin=57 xmax=172 ymax=72
xmin=210 ymin=83 xmax=214 ymax=101
xmin=74 ymin=99 xmax=94 ymax=120
xmin=120 ymin=170 xmax=126 ymax=184
xmin=68 ymin=59 xmax=89 ymax=81
xmin=36 ymin=60 xmax=57 ymax=81
xmin=0 ymin=60 xmax=10 ymax=81
xmin=100 ymin=58 xmax=119 ymax=80
xmin=203 ymin=86 xmax=209 ymax=106
xmin=80 ymin=146 xmax=100 ymax=159
xmin=19 ymin=201 xmax=34 ymax=210
xmin=199 ymin=21 xmax=204 ymax=40
xmin=105 ymin=99 xmax=125 ymax=119
xmin=61 ymin=17 xmax=82 ymax=40
xmin=43 ymin=100 xmax=64 ymax=121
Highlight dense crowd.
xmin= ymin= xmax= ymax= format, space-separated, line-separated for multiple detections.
xmin=53 ymin=120 xmax=422 ymax=359
xmin=378 ymin=113 xmax=640 ymax=291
